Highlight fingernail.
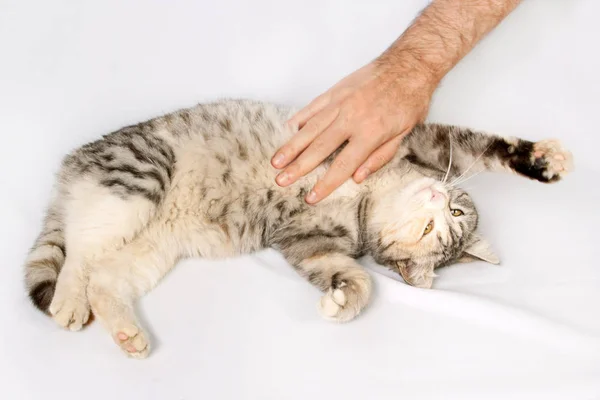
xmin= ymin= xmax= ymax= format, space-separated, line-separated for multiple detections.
xmin=276 ymin=172 xmax=290 ymax=185
xmin=272 ymin=153 xmax=285 ymax=167
xmin=356 ymin=167 xmax=371 ymax=182
xmin=306 ymin=190 xmax=318 ymax=203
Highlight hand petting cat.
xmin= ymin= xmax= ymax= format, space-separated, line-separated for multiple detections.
xmin=272 ymin=0 xmax=522 ymax=204
xmin=271 ymin=62 xmax=433 ymax=204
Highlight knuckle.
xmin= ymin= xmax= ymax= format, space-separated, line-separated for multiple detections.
xmin=366 ymin=118 xmax=388 ymax=138
xmin=303 ymin=119 xmax=320 ymax=134
xmin=374 ymin=152 xmax=389 ymax=166
xmin=316 ymin=92 xmax=332 ymax=106
xmin=312 ymin=136 xmax=328 ymax=153
xmin=332 ymin=157 xmax=352 ymax=174
xmin=304 ymin=103 xmax=319 ymax=116
xmin=337 ymin=87 xmax=353 ymax=99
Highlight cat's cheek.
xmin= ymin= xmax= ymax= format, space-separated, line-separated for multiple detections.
xmin=394 ymin=220 xmax=427 ymax=245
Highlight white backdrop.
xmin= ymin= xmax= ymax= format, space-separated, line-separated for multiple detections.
xmin=1 ymin=1 xmax=599 ymax=399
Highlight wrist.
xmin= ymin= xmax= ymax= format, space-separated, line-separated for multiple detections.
xmin=371 ymin=52 xmax=440 ymax=96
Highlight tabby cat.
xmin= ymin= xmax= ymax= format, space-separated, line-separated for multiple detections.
xmin=24 ymin=99 xmax=572 ymax=358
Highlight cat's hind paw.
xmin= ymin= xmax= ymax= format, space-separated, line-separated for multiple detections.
xmin=531 ymin=139 xmax=573 ymax=182
xmin=113 ymin=323 xmax=150 ymax=359
xmin=49 ymin=287 xmax=90 ymax=332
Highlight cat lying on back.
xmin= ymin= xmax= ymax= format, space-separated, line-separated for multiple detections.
xmin=24 ymin=99 xmax=572 ymax=358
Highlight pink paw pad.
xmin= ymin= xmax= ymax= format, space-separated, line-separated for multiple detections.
xmin=113 ymin=325 xmax=150 ymax=358
xmin=117 ymin=332 xmax=137 ymax=352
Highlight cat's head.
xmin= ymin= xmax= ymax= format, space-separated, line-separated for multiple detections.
xmin=371 ymin=177 xmax=498 ymax=288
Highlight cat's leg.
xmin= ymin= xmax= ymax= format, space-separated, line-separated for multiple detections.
xmin=87 ymin=226 xmax=179 ymax=359
xmin=302 ymin=254 xmax=371 ymax=322
xmin=50 ymin=181 xmax=157 ymax=331
xmin=276 ymin=231 xmax=371 ymax=322
xmin=400 ymin=123 xmax=573 ymax=183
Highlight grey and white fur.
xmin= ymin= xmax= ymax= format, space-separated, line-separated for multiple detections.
xmin=23 ymin=99 xmax=573 ymax=358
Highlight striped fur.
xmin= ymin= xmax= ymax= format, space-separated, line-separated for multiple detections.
xmin=25 ymin=197 xmax=65 ymax=312
xmin=23 ymin=99 xmax=573 ymax=358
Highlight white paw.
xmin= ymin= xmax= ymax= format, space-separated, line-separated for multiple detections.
xmin=49 ymin=290 xmax=90 ymax=331
xmin=113 ymin=323 xmax=150 ymax=359
xmin=317 ymin=280 xmax=369 ymax=323
xmin=533 ymin=139 xmax=573 ymax=181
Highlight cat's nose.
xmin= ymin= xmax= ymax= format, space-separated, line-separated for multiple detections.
xmin=429 ymin=188 xmax=447 ymax=208
xmin=430 ymin=189 xmax=443 ymax=201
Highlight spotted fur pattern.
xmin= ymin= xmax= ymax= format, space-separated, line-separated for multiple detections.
xmin=23 ymin=99 xmax=573 ymax=358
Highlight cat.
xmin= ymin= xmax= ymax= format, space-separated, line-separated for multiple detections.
xmin=23 ymin=98 xmax=572 ymax=358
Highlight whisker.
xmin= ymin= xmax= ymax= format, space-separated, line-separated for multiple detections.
xmin=442 ymin=135 xmax=453 ymax=184
xmin=453 ymin=167 xmax=486 ymax=187
xmin=449 ymin=142 xmax=493 ymax=186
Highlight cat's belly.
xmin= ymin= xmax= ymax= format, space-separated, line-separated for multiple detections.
xmin=156 ymin=174 xmax=239 ymax=259
xmin=152 ymin=99 xmax=364 ymax=258
xmin=157 ymin=163 xmax=287 ymax=259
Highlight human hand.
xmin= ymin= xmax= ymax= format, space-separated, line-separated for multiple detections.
xmin=271 ymin=61 xmax=436 ymax=204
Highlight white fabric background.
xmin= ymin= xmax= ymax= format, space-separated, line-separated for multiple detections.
xmin=1 ymin=1 xmax=599 ymax=399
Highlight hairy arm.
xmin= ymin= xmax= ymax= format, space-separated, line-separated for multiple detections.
xmin=273 ymin=0 xmax=522 ymax=203
xmin=377 ymin=0 xmax=522 ymax=87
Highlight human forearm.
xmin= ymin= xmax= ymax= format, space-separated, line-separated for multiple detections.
xmin=377 ymin=0 xmax=521 ymax=86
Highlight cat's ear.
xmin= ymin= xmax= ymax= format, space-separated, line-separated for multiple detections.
xmin=396 ymin=260 xmax=436 ymax=289
xmin=460 ymin=236 xmax=500 ymax=265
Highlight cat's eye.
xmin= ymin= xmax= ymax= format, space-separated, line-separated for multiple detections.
xmin=423 ymin=221 xmax=434 ymax=236
xmin=451 ymin=209 xmax=464 ymax=217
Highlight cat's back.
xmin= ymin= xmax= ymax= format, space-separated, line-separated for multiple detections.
xmin=52 ymin=99 xmax=298 ymax=211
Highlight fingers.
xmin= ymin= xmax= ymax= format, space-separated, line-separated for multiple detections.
xmin=288 ymin=70 xmax=360 ymax=129
xmin=272 ymin=106 xmax=339 ymax=169
xmin=305 ymin=137 xmax=381 ymax=204
xmin=276 ymin=121 xmax=348 ymax=187
xmin=287 ymin=92 xmax=332 ymax=130
xmin=353 ymin=135 xmax=404 ymax=183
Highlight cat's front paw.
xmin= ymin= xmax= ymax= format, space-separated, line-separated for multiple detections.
xmin=317 ymin=274 xmax=371 ymax=323
xmin=531 ymin=139 xmax=573 ymax=182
